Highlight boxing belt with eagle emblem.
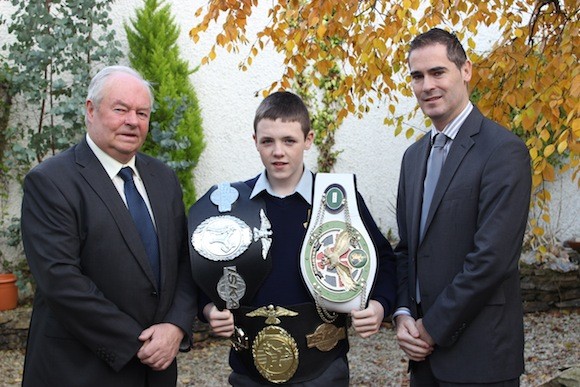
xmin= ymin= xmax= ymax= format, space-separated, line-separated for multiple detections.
xmin=300 ymin=173 xmax=378 ymax=315
xmin=231 ymin=303 xmax=348 ymax=384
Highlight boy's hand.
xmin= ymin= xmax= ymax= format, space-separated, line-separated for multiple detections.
xmin=203 ymin=303 xmax=235 ymax=337
xmin=351 ymin=300 xmax=384 ymax=338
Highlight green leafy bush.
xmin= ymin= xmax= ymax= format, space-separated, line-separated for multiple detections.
xmin=126 ymin=0 xmax=205 ymax=207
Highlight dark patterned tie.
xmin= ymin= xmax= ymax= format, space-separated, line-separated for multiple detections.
xmin=420 ymin=133 xmax=448 ymax=240
xmin=118 ymin=167 xmax=160 ymax=286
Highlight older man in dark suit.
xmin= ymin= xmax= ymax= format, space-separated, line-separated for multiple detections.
xmin=20 ymin=65 xmax=196 ymax=386
xmin=394 ymin=28 xmax=531 ymax=386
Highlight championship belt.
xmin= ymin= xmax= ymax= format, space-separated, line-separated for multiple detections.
xmin=300 ymin=173 xmax=378 ymax=316
xmin=188 ymin=182 xmax=272 ymax=310
xmin=231 ymin=303 xmax=348 ymax=384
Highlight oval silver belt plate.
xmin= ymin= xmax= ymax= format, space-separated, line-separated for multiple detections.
xmin=192 ymin=215 xmax=253 ymax=261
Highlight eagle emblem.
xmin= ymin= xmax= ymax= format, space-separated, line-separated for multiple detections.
xmin=253 ymin=209 xmax=273 ymax=260
xmin=246 ymin=304 xmax=298 ymax=325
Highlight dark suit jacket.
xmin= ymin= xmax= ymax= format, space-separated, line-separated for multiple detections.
xmin=395 ymin=107 xmax=531 ymax=383
xmin=21 ymin=137 xmax=197 ymax=387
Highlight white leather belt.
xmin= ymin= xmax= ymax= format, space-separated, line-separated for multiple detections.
xmin=300 ymin=173 xmax=378 ymax=315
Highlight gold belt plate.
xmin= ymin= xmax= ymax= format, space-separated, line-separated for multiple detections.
xmin=252 ymin=326 xmax=299 ymax=383
xmin=306 ymin=323 xmax=347 ymax=352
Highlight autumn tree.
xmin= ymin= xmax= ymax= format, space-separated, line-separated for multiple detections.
xmin=190 ymin=0 xmax=579 ymax=254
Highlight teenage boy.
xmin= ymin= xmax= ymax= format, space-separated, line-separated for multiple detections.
xmin=189 ymin=91 xmax=396 ymax=385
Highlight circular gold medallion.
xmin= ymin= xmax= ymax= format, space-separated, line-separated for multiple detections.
xmin=252 ymin=326 xmax=299 ymax=383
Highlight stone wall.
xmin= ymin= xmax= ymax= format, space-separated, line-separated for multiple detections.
xmin=521 ymin=265 xmax=580 ymax=313
xmin=0 ymin=306 xmax=29 ymax=350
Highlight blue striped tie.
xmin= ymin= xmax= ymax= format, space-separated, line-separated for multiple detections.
xmin=118 ymin=167 xmax=160 ymax=286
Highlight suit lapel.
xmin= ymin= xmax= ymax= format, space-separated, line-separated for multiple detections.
xmin=421 ymin=108 xmax=482 ymax=239
xmin=75 ymin=139 xmax=158 ymax=287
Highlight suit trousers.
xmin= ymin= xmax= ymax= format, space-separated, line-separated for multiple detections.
xmin=411 ymin=358 xmax=519 ymax=387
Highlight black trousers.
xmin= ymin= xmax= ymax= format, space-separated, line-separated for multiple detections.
xmin=228 ymin=356 xmax=349 ymax=386
xmin=411 ymin=358 xmax=519 ymax=387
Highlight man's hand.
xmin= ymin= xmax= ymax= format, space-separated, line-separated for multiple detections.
xmin=416 ymin=318 xmax=435 ymax=346
xmin=137 ymin=323 xmax=184 ymax=371
xmin=203 ymin=303 xmax=234 ymax=338
xmin=395 ymin=315 xmax=434 ymax=361
xmin=351 ymin=300 xmax=384 ymax=338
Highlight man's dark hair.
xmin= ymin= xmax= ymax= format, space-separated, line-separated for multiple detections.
xmin=409 ymin=28 xmax=468 ymax=70
xmin=253 ymin=91 xmax=311 ymax=137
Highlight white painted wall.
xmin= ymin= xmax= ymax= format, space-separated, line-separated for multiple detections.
xmin=1 ymin=1 xmax=578 ymax=247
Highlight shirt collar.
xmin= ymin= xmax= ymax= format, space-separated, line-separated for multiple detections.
xmin=250 ymin=168 xmax=313 ymax=205
xmin=430 ymin=102 xmax=473 ymax=142
xmin=85 ymin=133 xmax=138 ymax=179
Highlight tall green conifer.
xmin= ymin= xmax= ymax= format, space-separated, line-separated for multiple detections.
xmin=125 ymin=0 xmax=204 ymax=207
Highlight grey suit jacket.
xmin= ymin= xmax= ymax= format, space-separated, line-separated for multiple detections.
xmin=21 ymin=138 xmax=197 ymax=387
xmin=395 ymin=107 xmax=531 ymax=382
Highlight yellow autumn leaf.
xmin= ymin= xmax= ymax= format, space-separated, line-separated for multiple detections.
xmin=468 ymin=37 xmax=476 ymax=49
xmin=543 ymin=144 xmax=555 ymax=157
xmin=373 ymin=38 xmax=387 ymax=52
xmin=316 ymin=24 xmax=327 ymax=39
xmin=557 ymin=141 xmax=568 ymax=154
xmin=542 ymin=163 xmax=555 ymax=181
xmin=572 ymin=118 xmax=580 ymax=137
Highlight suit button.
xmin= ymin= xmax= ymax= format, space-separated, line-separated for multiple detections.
xmin=151 ymin=291 xmax=158 ymax=297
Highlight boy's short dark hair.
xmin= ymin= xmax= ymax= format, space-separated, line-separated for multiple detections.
xmin=409 ymin=28 xmax=468 ymax=70
xmin=253 ymin=91 xmax=311 ymax=138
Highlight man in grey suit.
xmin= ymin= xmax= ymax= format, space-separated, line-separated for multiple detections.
xmin=21 ymin=66 xmax=196 ymax=386
xmin=394 ymin=28 xmax=531 ymax=386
